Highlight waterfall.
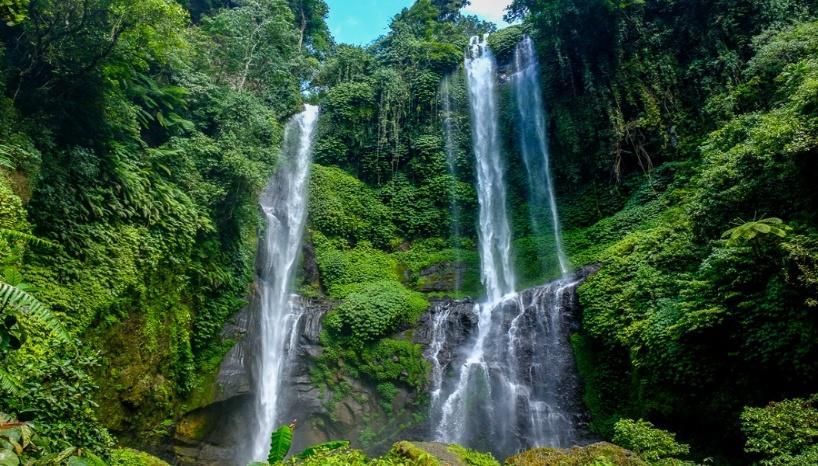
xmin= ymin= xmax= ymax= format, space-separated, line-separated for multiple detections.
xmin=246 ymin=105 xmax=319 ymax=463
xmin=430 ymin=36 xmax=585 ymax=459
xmin=465 ymin=35 xmax=516 ymax=301
xmin=512 ymin=36 xmax=569 ymax=275
xmin=434 ymin=33 xmax=517 ymax=448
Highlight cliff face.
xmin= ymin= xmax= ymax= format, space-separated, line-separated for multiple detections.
xmin=172 ymin=266 xmax=599 ymax=464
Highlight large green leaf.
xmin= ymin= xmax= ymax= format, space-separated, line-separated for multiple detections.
xmin=267 ymin=425 xmax=293 ymax=464
xmin=0 ymin=449 xmax=19 ymax=466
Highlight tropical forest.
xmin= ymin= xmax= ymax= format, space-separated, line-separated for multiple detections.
xmin=0 ymin=0 xmax=817 ymax=465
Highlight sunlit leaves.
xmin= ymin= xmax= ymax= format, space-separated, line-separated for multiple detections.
xmin=0 ymin=0 xmax=28 ymax=25
xmin=722 ymin=217 xmax=792 ymax=246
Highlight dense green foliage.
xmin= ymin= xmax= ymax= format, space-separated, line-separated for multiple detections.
xmin=1 ymin=0 xmax=817 ymax=463
xmin=741 ymin=395 xmax=818 ymax=465
xmin=324 ymin=280 xmax=428 ymax=346
xmin=0 ymin=0 xmax=331 ymax=461
xmin=612 ymin=419 xmax=691 ymax=465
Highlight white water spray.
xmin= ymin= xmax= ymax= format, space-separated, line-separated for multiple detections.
xmin=435 ymin=33 xmax=517 ymax=446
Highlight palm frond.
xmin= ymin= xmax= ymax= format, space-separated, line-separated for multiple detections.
xmin=0 ymin=282 xmax=68 ymax=342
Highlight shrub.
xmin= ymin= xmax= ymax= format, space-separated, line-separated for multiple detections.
xmin=612 ymin=419 xmax=690 ymax=463
xmin=447 ymin=444 xmax=499 ymax=466
xmin=741 ymin=394 xmax=818 ymax=465
xmin=506 ymin=443 xmax=648 ymax=466
xmin=110 ymin=448 xmax=170 ymax=466
xmin=359 ymin=339 xmax=430 ymax=390
xmin=325 ymin=281 xmax=427 ymax=345
xmin=313 ymin=238 xmax=399 ymax=297
xmin=309 ymin=165 xmax=396 ymax=247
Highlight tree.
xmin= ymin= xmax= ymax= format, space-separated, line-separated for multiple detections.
xmin=287 ymin=0 xmax=331 ymax=54
xmin=432 ymin=0 xmax=470 ymax=20
xmin=201 ymin=0 xmax=301 ymax=115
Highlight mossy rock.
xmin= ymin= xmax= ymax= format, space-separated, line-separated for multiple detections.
xmin=505 ymin=442 xmax=647 ymax=466
xmin=110 ymin=448 xmax=170 ymax=466
xmin=390 ymin=441 xmax=499 ymax=466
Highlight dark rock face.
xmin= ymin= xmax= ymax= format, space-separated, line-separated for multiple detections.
xmin=172 ymin=307 xmax=254 ymax=465
xmin=172 ymin=299 xmax=332 ymax=466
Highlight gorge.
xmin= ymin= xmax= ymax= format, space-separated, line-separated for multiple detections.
xmin=2 ymin=1 xmax=817 ymax=465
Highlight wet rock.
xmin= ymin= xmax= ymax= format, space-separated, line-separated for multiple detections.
xmin=417 ymin=262 xmax=468 ymax=292
xmin=172 ymin=298 xmax=333 ymax=466
xmin=213 ymin=308 xmax=251 ymax=403
xmin=417 ymin=266 xmax=601 ymax=458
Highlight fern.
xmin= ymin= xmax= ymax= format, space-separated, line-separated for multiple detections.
xmin=0 ymin=228 xmax=58 ymax=248
xmin=722 ymin=217 xmax=792 ymax=246
xmin=0 ymin=282 xmax=68 ymax=342
xmin=0 ymin=144 xmax=15 ymax=169
xmin=0 ymin=367 xmax=20 ymax=395
xmin=295 ymin=441 xmax=349 ymax=460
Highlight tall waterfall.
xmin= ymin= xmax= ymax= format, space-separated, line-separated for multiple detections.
xmin=434 ymin=33 xmax=517 ymax=448
xmin=430 ymin=36 xmax=585 ymax=459
xmin=247 ymin=105 xmax=319 ymax=463
xmin=512 ymin=36 xmax=569 ymax=275
xmin=465 ymin=35 xmax=516 ymax=301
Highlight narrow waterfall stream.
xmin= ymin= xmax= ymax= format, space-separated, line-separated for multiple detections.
xmin=512 ymin=36 xmax=570 ymax=275
xmin=246 ymin=105 xmax=319 ymax=463
xmin=429 ymin=36 xmax=586 ymax=459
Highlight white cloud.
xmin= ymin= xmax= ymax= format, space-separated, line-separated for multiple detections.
xmin=463 ymin=0 xmax=513 ymax=24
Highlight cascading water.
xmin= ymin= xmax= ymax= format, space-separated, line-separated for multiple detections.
xmin=429 ymin=36 xmax=586 ymax=459
xmin=464 ymin=35 xmax=516 ymax=301
xmin=512 ymin=36 xmax=569 ymax=275
xmin=246 ymin=105 xmax=319 ymax=463
xmin=434 ymin=32 xmax=518 ymax=449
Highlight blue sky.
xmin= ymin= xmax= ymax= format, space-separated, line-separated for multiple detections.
xmin=326 ymin=0 xmax=513 ymax=46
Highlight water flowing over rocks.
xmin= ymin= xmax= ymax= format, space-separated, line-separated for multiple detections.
xmin=171 ymin=297 xmax=331 ymax=465
xmin=419 ymin=266 xmax=599 ymax=459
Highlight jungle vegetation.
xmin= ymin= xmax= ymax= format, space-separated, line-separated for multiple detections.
xmin=0 ymin=0 xmax=816 ymax=465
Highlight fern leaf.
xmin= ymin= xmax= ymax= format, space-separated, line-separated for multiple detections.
xmin=0 ymin=229 xmax=59 ymax=249
xmin=295 ymin=441 xmax=349 ymax=460
xmin=0 ymin=144 xmax=15 ymax=169
xmin=0 ymin=368 xmax=20 ymax=395
xmin=0 ymin=282 xmax=68 ymax=342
